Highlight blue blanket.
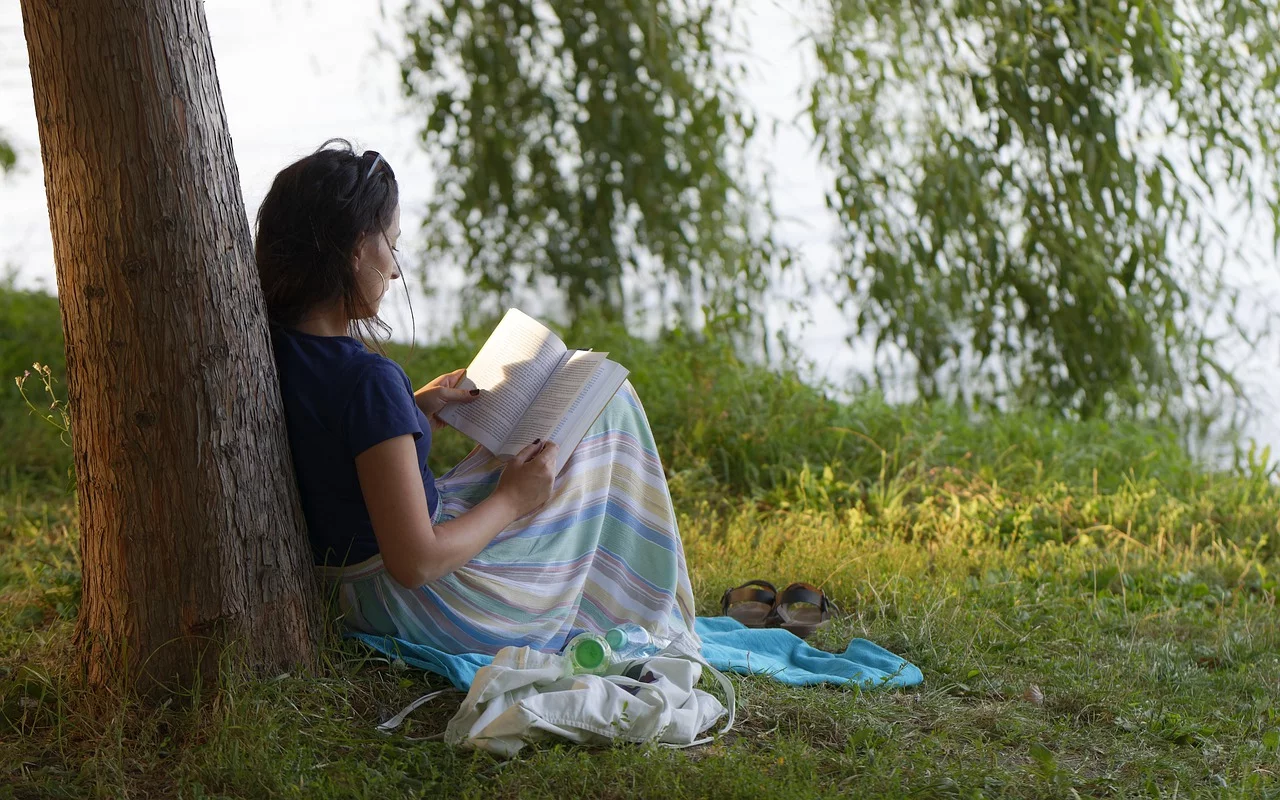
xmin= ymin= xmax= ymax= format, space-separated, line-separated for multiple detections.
xmin=349 ymin=616 xmax=923 ymax=691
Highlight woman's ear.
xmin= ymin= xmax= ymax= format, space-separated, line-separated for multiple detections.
xmin=352 ymin=233 xmax=365 ymax=271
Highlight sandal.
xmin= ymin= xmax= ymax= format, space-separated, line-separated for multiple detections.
xmin=720 ymin=580 xmax=778 ymax=628
xmin=770 ymin=582 xmax=833 ymax=639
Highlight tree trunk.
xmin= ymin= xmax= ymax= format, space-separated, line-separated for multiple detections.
xmin=20 ymin=0 xmax=322 ymax=695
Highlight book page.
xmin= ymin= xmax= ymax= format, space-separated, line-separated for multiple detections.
xmin=499 ymin=350 xmax=608 ymax=454
xmin=436 ymin=309 xmax=566 ymax=452
xmin=547 ymin=359 xmax=630 ymax=473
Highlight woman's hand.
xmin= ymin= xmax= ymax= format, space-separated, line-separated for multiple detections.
xmin=415 ymin=368 xmax=480 ymax=430
xmin=494 ymin=439 xmax=559 ymax=517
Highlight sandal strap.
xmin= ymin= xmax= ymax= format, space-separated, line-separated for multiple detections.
xmin=720 ymin=580 xmax=777 ymax=614
xmin=775 ymin=582 xmax=829 ymax=614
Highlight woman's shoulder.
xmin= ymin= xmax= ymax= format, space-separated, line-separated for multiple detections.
xmin=350 ymin=351 xmax=413 ymax=392
xmin=271 ymin=326 xmax=407 ymax=391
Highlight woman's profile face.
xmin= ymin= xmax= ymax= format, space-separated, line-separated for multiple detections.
xmin=353 ymin=203 xmax=402 ymax=319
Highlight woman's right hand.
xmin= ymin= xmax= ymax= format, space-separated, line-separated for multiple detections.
xmin=495 ymin=439 xmax=559 ymax=517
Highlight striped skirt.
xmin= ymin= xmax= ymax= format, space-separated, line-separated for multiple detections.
xmin=321 ymin=382 xmax=700 ymax=655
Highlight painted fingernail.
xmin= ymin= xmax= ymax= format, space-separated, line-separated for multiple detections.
xmin=470 ymin=388 xmax=481 ymax=396
xmin=533 ymin=438 xmax=541 ymax=444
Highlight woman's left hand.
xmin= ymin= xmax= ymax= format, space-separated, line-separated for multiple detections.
xmin=415 ymin=368 xmax=480 ymax=430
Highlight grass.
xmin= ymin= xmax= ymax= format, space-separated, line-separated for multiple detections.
xmin=2 ymin=286 xmax=1279 ymax=798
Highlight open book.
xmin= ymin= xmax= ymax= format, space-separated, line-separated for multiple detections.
xmin=436 ymin=309 xmax=629 ymax=473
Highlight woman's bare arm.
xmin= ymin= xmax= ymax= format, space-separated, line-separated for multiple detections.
xmin=355 ymin=435 xmax=556 ymax=587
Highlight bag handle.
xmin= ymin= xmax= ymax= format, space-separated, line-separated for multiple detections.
xmin=376 ymin=689 xmax=451 ymax=735
xmin=655 ymin=634 xmax=737 ymax=740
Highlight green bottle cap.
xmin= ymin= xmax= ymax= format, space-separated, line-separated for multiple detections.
xmin=573 ymin=638 xmax=606 ymax=671
xmin=605 ymin=628 xmax=626 ymax=650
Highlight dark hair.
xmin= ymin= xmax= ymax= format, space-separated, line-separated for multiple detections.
xmin=254 ymin=138 xmax=401 ymax=345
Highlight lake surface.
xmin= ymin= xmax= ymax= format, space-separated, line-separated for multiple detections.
xmin=1 ymin=0 xmax=1276 ymax=465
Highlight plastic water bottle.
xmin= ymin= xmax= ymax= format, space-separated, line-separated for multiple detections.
xmin=604 ymin=623 xmax=662 ymax=660
xmin=562 ymin=632 xmax=612 ymax=676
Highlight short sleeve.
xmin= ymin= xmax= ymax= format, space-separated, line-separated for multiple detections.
xmin=343 ymin=359 xmax=423 ymax=458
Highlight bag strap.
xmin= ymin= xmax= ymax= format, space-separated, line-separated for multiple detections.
xmin=657 ymin=658 xmax=735 ymax=749
xmin=376 ymin=689 xmax=451 ymax=735
xmin=656 ymin=645 xmax=736 ymax=742
xmin=702 ymin=659 xmax=736 ymax=736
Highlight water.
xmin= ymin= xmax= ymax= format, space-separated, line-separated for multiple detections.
xmin=605 ymin=623 xmax=663 ymax=660
xmin=1 ymin=0 xmax=1276 ymax=464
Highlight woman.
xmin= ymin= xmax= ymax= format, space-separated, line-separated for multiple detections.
xmin=255 ymin=140 xmax=698 ymax=655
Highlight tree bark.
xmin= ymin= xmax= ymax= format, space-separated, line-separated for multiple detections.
xmin=20 ymin=0 xmax=322 ymax=695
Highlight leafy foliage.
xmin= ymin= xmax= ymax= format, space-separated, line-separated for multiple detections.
xmin=0 ymin=132 xmax=15 ymax=174
xmin=809 ymin=0 xmax=1280 ymax=415
xmin=0 ymin=283 xmax=70 ymax=483
xmin=396 ymin=0 xmax=788 ymax=327
xmin=394 ymin=306 xmax=1277 ymax=519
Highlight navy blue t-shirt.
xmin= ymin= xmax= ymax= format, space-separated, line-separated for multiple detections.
xmin=270 ymin=326 xmax=439 ymax=566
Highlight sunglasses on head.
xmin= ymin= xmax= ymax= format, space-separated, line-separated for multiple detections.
xmin=362 ymin=150 xmax=385 ymax=180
